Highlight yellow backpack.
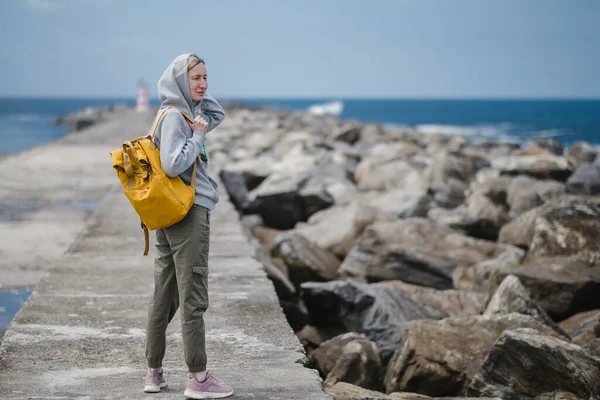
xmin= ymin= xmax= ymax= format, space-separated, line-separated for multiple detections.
xmin=110 ymin=107 xmax=201 ymax=255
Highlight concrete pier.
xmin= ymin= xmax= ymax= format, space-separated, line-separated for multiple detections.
xmin=0 ymin=109 xmax=330 ymax=399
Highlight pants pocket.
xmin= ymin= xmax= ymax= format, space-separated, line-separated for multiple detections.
xmin=190 ymin=265 xmax=209 ymax=312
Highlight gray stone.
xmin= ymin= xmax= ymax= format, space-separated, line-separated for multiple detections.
xmin=384 ymin=314 xmax=563 ymax=397
xmin=468 ymin=329 xmax=600 ymax=399
xmin=566 ymin=164 xmax=600 ymax=195
xmin=301 ymin=280 xmax=427 ymax=364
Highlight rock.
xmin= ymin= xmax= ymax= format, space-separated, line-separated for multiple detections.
xmin=432 ymin=178 xmax=469 ymax=209
xmin=324 ymin=180 xmax=363 ymax=205
xmin=379 ymin=280 xmax=488 ymax=318
xmin=218 ymin=170 xmax=251 ymax=210
xmin=498 ymin=197 xmax=598 ymax=249
xmin=221 ymin=156 xmax=274 ymax=190
xmin=566 ymin=164 xmax=600 ymax=195
xmin=529 ymin=202 xmax=600 ymax=258
xmin=384 ymin=314 xmax=563 ymax=397
xmin=528 ymin=137 xmax=565 ymax=156
xmin=280 ymin=299 xmax=310 ymax=332
xmin=355 ymin=158 xmax=424 ymax=192
xmin=427 ymin=205 xmax=469 ymax=227
xmin=452 ymin=247 xmax=525 ymax=291
xmin=467 ymin=328 xmax=600 ymax=399
xmin=567 ymin=141 xmax=598 ymax=166
xmin=301 ymin=280 xmax=428 ymax=363
xmin=271 ymin=233 xmax=341 ymax=286
xmin=465 ymin=190 xmax=509 ymax=238
xmin=309 ymin=332 xmax=382 ymax=390
xmin=325 ymin=382 xmax=392 ymax=400
xmin=484 ymin=275 xmax=567 ymax=337
xmin=558 ymin=309 xmax=600 ymax=358
xmin=426 ymin=152 xmax=489 ymax=208
xmin=246 ymin=166 xmax=337 ymax=229
xmin=252 ymin=226 xmax=280 ymax=248
xmin=325 ymin=382 xmax=498 ymax=400
xmin=535 ymin=180 xmax=567 ymax=203
xmin=330 ymin=123 xmax=361 ymax=144
xmin=488 ymin=256 xmax=600 ymax=320
xmin=339 ymin=218 xmax=514 ymax=290
xmin=294 ymin=203 xmax=395 ymax=258
xmin=370 ymin=188 xmax=433 ymax=218
xmin=491 ymin=154 xmax=575 ymax=181
xmin=296 ymin=324 xmax=348 ymax=356
xmin=506 ymin=175 xmax=543 ymax=218
xmin=359 ymin=123 xmax=386 ymax=142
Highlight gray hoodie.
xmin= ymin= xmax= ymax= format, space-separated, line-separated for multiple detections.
xmin=152 ymin=53 xmax=225 ymax=211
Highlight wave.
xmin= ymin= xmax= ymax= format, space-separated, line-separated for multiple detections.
xmin=415 ymin=124 xmax=518 ymax=138
xmin=307 ymin=100 xmax=343 ymax=116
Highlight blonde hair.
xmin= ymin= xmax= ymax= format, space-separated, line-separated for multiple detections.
xmin=187 ymin=54 xmax=205 ymax=71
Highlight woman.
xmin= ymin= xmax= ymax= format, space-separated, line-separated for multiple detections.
xmin=143 ymin=53 xmax=233 ymax=399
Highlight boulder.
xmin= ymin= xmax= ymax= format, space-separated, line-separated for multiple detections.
xmin=292 ymin=202 xmax=395 ymax=258
xmin=329 ymin=123 xmax=361 ymax=144
xmin=426 ymin=152 xmax=489 ymax=208
xmin=339 ymin=218 xmax=514 ymax=290
xmin=467 ymin=329 xmax=600 ymax=399
xmin=325 ymin=382 xmax=501 ymax=400
xmin=369 ymin=188 xmax=433 ymax=218
xmin=558 ymin=309 xmax=600 ymax=358
xmin=384 ymin=314 xmax=562 ymax=397
xmin=220 ymin=155 xmax=274 ymax=190
xmin=465 ymin=190 xmax=509 ymax=238
xmin=506 ymin=175 xmax=543 ymax=218
xmin=354 ymin=158 xmax=424 ymax=191
xmin=526 ymin=137 xmax=565 ymax=156
xmin=484 ymin=274 xmax=567 ymax=337
xmin=488 ymin=256 xmax=600 ymax=320
xmin=566 ymin=164 xmax=600 ymax=195
xmin=379 ymin=280 xmax=488 ymax=318
xmin=218 ymin=170 xmax=252 ymax=211
xmin=309 ymin=332 xmax=382 ymax=389
xmin=498 ymin=197 xmax=599 ymax=249
xmin=301 ymin=280 xmax=428 ymax=363
xmin=529 ymin=202 xmax=600 ymax=259
xmin=246 ymin=168 xmax=336 ymax=229
xmin=490 ymin=154 xmax=575 ymax=181
xmin=452 ymin=247 xmax=525 ymax=291
xmin=567 ymin=141 xmax=598 ymax=166
xmin=271 ymin=233 xmax=341 ymax=286
xmin=296 ymin=324 xmax=348 ymax=356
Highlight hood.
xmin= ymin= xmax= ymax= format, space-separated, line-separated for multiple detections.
xmin=157 ymin=53 xmax=197 ymax=118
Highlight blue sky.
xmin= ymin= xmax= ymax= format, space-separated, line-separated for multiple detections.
xmin=1 ymin=0 xmax=599 ymax=99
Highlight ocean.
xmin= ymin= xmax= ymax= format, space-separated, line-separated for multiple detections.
xmin=1 ymin=98 xmax=600 ymax=156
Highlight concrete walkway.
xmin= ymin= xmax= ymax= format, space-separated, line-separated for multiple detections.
xmin=0 ymin=109 xmax=330 ymax=400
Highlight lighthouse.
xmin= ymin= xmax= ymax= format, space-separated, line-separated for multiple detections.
xmin=136 ymin=80 xmax=149 ymax=112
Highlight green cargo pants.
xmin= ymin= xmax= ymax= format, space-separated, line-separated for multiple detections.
xmin=145 ymin=204 xmax=210 ymax=373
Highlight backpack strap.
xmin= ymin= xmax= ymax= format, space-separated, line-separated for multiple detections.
xmin=150 ymin=107 xmax=204 ymax=189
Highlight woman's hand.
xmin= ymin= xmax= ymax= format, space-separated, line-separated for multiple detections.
xmin=191 ymin=116 xmax=209 ymax=134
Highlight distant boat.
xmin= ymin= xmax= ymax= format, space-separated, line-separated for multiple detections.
xmin=307 ymin=100 xmax=343 ymax=116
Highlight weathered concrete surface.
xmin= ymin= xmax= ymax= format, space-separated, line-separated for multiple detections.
xmin=0 ymin=108 xmax=156 ymax=289
xmin=0 ymin=109 xmax=330 ymax=399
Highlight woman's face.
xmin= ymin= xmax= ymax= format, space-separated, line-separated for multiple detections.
xmin=188 ymin=62 xmax=208 ymax=102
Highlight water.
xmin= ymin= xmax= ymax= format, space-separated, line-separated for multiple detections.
xmin=1 ymin=97 xmax=600 ymax=155
xmin=0 ymin=288 xmax=32 ymax=338
xmin=240 ymin=98 xmax=600 ymax=148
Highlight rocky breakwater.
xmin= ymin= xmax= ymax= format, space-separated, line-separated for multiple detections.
xmin=210 ymin=103 xmax=600 ymax=400
xmin=52 ymin=104 xmax=129 ymax=131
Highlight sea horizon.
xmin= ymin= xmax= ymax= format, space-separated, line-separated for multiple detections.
xmin=1 ymin=97 xmax=600 ymax=155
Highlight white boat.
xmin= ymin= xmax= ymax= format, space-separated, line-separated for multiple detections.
xmin=307 ymin=100 xmax=343 ymax=116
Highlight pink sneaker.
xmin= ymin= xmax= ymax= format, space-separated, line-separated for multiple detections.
xmin=184 ymin=371 xmax=234 ymax=399
xmin=143 ymin=368 xmax=167 ymax=393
